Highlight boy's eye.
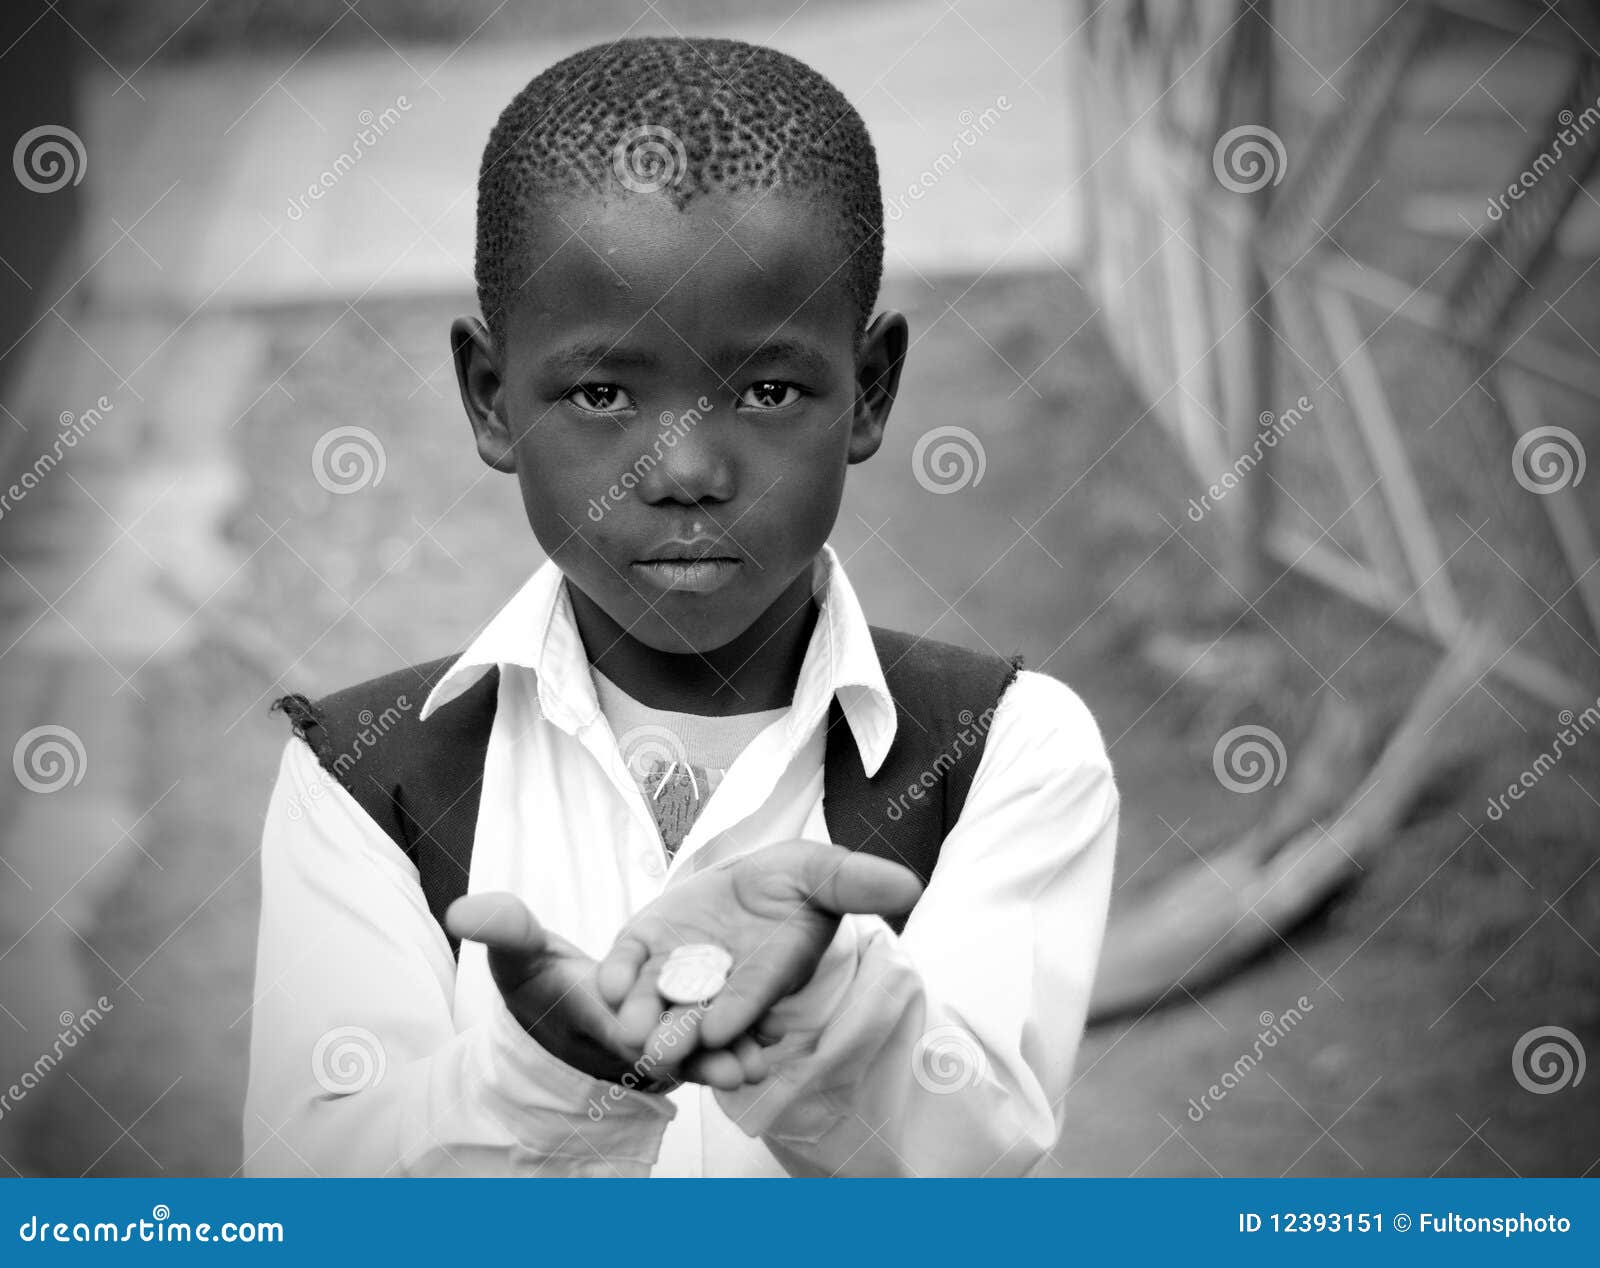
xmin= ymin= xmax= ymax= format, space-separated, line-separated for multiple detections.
xmin=738 ymin=381 xmax=802 ymax=411
xmin=564 ymin=383 xmax=634 ymax=414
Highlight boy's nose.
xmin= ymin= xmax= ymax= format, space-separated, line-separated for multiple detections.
xmin=636 ymin=411 xmax=734 ymax=506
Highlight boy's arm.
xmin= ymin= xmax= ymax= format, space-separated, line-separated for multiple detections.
xmin=242 ymin=739 xmax=674 ymax=1177
xmin=714 ymin=670 xmax=1119 ymax=1176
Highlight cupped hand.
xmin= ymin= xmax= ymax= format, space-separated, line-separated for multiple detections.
xmin=445 ymin=892 xmax=775 ymax=1091
xmin=594 ymin=840 xmax=923 ymax=1069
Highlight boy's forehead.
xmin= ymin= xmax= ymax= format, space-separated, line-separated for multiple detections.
xmin=505 ymin=189 xmax=857 ymax=350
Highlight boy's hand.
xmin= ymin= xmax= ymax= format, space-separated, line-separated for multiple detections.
xmin=444 ymin=893 xmax=772 ymax=1091
xmin=595 ymin=841 xmax=924 ymax=1070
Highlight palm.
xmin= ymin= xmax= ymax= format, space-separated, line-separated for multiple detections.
xmin=597 ymin=840 xmax=924 ymax=1061
xmin=498 ymin=933 xmax=642 ymax=1084
xmin=445 ymin=894 xmax=642 ymax=1084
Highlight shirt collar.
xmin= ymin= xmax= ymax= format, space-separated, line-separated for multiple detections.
xmin=418 ymin=543 xmax=898 ymax=776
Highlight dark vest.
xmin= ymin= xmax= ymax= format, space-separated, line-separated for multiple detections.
xmin=274 ymin=628 xmax=1020 ymax=955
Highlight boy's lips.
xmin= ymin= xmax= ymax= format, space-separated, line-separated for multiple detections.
xmin=630 ymin=558 xmax=742 ymax=594
xmin=632 ymin=535 xmax=744 ymax=593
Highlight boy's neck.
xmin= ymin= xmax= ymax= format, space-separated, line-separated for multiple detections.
xmin=568 ymin=566 xmax=819 ymax=716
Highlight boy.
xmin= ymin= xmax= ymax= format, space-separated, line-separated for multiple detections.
xmin=244 ymin=35 xmax=1117 ymax=1178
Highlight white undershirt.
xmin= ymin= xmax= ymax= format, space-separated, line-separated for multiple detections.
xmin=589 ymin=664 xmax=787 ymax=858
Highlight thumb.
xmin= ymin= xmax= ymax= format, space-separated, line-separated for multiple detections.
xmin=800 ymin=846 xmax=924 ymax=917
xmin=445 ymin=892 xmax=548 ymax=958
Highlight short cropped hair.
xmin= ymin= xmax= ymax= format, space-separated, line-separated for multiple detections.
xmin=475 ymin=36 xmax=883 ymax=347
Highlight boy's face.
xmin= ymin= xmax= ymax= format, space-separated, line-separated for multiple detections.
xmin=453 ymin=188 xmax=905 ymax=655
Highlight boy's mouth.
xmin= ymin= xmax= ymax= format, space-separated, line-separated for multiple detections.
xmin=632 ymin=538 xmax=743 ymax=594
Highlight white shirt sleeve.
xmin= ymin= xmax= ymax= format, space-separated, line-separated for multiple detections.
xmin=241 ymin=739 xmax=674 ymax=1177
xmin=713 ymin=670 xmax=1118 ymax=1176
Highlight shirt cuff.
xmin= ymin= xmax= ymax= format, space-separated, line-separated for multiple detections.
xmin=479 ymin=1003 xmax=676 ymax=1168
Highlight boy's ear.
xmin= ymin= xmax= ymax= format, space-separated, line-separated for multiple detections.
xmin=848 ymin=310 xmax=908 ymax=464
xmin=451 ymin=316 xmax=517 ymax=474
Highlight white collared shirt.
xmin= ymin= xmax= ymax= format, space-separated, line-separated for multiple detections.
xmin=242 ymin=545 xmax=1118 ymax=1177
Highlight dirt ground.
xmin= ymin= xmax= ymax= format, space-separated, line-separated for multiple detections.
xmin=11 ymin=259 xmax=1596 ymax=1177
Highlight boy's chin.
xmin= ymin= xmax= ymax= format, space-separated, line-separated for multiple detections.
xmin=618 ymin=601 xmax=759 ymax=656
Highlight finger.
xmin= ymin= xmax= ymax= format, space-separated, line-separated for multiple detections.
xmin=733 ymin=1033 xmax=770 ymax=1084
xmin=804 ymin=848 xmax=924 ymax=917
xmin=697 ymin=946 xmax=792 ymax=1049
xmin=444 ymin=892 xmax=548 ymax=956
xmin=596 ymin=933 xmax=650 ymax=1009
xmin=616 ymin=961 xmax=669 ymax=1048
xmin=639 ymin=1004 xmax=706 ymax=1077
xmin=681 ymin=1047 xmax=747 ymax=1091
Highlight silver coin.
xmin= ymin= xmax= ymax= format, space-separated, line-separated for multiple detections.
xmin=658 ymin=943 xmax=733 ymax=1005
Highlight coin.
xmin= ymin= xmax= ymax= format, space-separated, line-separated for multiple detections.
xmin=658 ymin=943 xmax=733 ymax=1005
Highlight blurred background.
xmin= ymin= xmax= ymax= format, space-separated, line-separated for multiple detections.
xmin=0 ymin=0 xmax=1596 ymax=1177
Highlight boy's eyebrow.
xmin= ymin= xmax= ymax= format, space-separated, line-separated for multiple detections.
xmin=539 ymin=342 xmax=658 ymax=374
xmin=719 ymin=338 xmax=834 ymax=379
